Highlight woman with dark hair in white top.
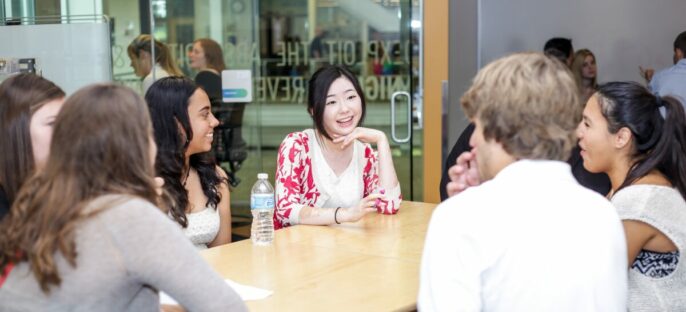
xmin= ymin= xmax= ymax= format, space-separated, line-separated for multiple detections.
xmin=577 ymin=81 xmax=686 ymax=310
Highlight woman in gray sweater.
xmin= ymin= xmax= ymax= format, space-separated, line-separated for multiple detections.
xmin=576 ymin=82 xmax=686 ymax=311
xmin=0 ymin=84 xmax=247 ymax=312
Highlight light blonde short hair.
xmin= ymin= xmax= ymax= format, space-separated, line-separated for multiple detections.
xmin=461 ymin=52 xmax=581 ymax=161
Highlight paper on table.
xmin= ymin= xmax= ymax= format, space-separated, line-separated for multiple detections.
xmin=160 ymin=279 xmax=273 ymax=305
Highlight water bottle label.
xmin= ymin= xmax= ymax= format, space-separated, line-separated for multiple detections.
xmin=251 ymin=194 xmax=274 ymax=210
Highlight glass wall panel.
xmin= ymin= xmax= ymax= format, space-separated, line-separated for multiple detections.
xmin=106 ymin=0 xmax=422 ymax=219
xmin=1 ymin=1 xmax=111 ymax=93
xmin=7 ymin=0 xmax=422 ymax=227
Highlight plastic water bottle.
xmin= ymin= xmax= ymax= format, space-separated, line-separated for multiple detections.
xmin=250 ymin=173 xmax=275 ymax=245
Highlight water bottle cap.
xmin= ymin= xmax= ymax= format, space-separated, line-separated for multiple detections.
xmin=257 ymin=173 xmax=268 ymax=179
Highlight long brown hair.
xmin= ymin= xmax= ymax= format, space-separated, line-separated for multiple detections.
xmin=0 ymin=84 xmax=158 ymax=293
xmin=0 ymin=73 xmax=65 ymax=204
xmin=194 ymin=38 xmax=226 ymax=72
xmin=128 ymin=34 xmax=184 ymax=77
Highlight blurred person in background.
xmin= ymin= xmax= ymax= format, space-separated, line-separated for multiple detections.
xmin=127 ymin=34 xmax=183 ymax=94
xmin=572 ymin=49 xmax=599 ymax=104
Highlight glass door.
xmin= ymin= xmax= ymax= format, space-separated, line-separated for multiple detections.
xmin=107 ymin=0 xmax=422 ymax=217
xmin=237 ymin=0 xmax=422 ymax=216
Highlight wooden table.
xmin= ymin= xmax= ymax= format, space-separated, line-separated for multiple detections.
xmin=201 ymin=201 xmax=438 ymax=312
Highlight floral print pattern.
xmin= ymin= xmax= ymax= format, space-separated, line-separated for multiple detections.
xmin=274 ymin=131 xmax=401 ymax=229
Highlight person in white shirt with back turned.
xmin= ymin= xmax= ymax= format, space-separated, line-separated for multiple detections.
xmin=419 ymin=52 xmax=628 ymax=312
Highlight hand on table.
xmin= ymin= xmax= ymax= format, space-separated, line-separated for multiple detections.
xmin=338 ymin=193 xmax=385 ymax=223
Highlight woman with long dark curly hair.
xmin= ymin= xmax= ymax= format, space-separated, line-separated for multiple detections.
xmin=146 ymin=76 xmax=232 ymax=248
xmin=0 ymin=84 xmax=245 ymax=311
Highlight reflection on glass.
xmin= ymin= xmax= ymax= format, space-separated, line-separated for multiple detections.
xmin=103 ymin=0 xmax=422 ymax=215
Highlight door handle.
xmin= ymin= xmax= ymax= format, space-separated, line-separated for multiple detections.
xmin=390 ymin=91 xmax=411 ymax=143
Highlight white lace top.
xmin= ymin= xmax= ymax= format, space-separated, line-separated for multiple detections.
xmin=181 ymin=207 xmax=220 ymax=250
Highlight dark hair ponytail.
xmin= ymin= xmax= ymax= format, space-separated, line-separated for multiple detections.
xmin=127 ymin=34 xmax=183 ymax=77
xmin=598 ymin=81 xmax=686 ymax=198
xmin=644 ymin=96 xmax=686 ymax=198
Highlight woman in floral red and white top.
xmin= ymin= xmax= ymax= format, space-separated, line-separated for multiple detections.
xmin=274 ymin=65 xmax=402 ymax=229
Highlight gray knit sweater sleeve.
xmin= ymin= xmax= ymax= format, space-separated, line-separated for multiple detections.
xmin=103 ymin=197 xmax=247 ymax=312
xmin=611 ymin=185 xmax=686 ymax=311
